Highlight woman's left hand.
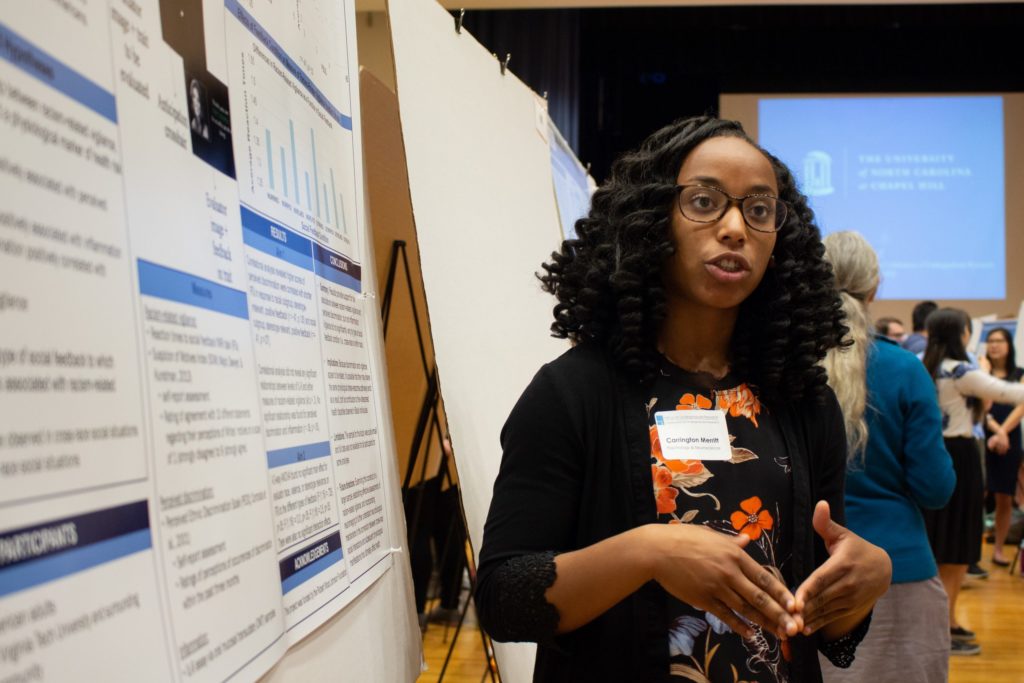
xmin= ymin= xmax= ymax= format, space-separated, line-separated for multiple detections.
xmin=988 ymin=430 xmax=1010 ymax=455
xmin=794 ymin=501 xmax=891 ymax=636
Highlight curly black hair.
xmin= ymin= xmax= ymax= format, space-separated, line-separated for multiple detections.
xmin=539 ymin=116 xmax=848 ymax=401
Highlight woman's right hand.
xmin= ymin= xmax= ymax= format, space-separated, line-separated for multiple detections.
xmin=643 ymin=523 xmax=801 ymax=640
xmin=979 ymin=355 xmax=992 ymax=374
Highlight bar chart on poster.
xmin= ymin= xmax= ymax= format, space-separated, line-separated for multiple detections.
xmin=226 ymin=0 xmax=356 ymax=256
xmin=250 ymin=105 xmax=349 ymax=240
xmin=0 ymin=1 xmax=410 ymax=682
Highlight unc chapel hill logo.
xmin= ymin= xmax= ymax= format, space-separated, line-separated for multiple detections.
xmin=802 ymin=151 xmax=835 ymax=197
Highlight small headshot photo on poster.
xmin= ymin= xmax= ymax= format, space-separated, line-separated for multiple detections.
xmin=182 ymin=70 xmax=236 ymax=178
xmin=158 ymin=0 xmax=236 ymax=178
xmin=188 ymin=77 xmax=210 ymax=141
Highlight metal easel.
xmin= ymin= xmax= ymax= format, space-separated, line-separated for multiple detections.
xmin=380 ymin=237 xmax=498 ymax=683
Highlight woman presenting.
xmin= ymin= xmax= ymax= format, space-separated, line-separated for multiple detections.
xmin=475 ymin=116 xmax=891 ymax=682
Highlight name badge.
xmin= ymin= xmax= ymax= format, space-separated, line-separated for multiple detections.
xmin=654 ymin=410 xmax=732 ymax=461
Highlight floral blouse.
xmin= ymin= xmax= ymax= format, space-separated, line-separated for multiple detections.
xmin=649 ymin=360 xmax=793 ymax=682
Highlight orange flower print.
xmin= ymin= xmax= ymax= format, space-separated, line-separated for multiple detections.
xmin=781 ymin=638 xmax=792 ymax=662
xmin=650 ymin=425 xmax=706 ymax=475
xmin=730 ymin=496 xmax=774 ymax=541
xmin=650 ymin=424 xmax=663 ymax=460
xmin=652 ymin=465 xmax=679 ymax=515
xmin=668 ymin=458 xmax=705 ymax=476
xmin=715 ymin=384 xmax=762 ymax=427
xmin=676 ymin=392 xmax=712 ymax=411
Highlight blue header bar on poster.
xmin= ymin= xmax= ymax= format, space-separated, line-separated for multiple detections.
xmin=241 ymin=205 xmax=315 ymax=271
xmin=0 ymin=22 xmax=117 ymax=123
xmin=266 ymin=441 xmax=331 ymax=469
xmin=138 ymin=259 xmax=250 ymax=320
xmin=279 ymin=532 xmax=343 ymax=594
xmin=312 ymin=244 xmax=361 ymax=293
xmin=0 ymin=501 xmax=151 ymax=596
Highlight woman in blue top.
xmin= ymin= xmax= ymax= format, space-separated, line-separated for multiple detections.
xmin=821 ymin=232 xmax=957 ymax=674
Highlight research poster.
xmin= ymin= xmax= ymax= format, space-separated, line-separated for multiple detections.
xmin=0 ymin=1 xmax=393 ymax=681
xmin=549 ymin=124 xmax=591 ymax=241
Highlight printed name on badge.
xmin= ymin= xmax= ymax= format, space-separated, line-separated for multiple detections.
xmin=654 ymin=410 xmax=732 ymax=461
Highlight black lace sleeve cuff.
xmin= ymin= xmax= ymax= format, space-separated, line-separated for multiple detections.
xmin=481 ymin=551 xmax=561 ymax=644
xmin=818 ymin=611 xmax=872 ymax=669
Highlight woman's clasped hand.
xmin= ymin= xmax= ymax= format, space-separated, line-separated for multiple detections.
xmin=646 ymin=499 xmax=890 ymax=642
xmin=793 ymin=501 xmax=891 ymax=636
xmin=645 ymin=521 xmax=801 ymax=641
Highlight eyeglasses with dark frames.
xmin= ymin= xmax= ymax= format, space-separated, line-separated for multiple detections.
xmin=675 ymin=184 xmax=789 ymax=233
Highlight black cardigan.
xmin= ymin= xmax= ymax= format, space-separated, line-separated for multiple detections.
xmin=476 ymin=344 xmax=857 ymax=682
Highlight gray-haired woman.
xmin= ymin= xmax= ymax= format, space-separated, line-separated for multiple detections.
xmin=821 ymin=231 xmax=956 ymax=675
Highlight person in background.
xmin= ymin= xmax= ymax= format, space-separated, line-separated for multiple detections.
xmin=873 ymin=317 xmax=905 ymax=343
xmin=901 ymin=301 xmax=938 ymax=355
xmin=1019 ymin=462 xmax=1024 ymax=512
xmin=475 ymin=116 xmax=891 ymax=682
xmin=921 ymin=309 xmax=1024 ymax=655
xmin=961 ymin=316 xmax=991 ymax=582
xmin=981 ymin=327 xmax=1024 ymax=567
xmin=821 ymin=232 xmax=955 ymax=679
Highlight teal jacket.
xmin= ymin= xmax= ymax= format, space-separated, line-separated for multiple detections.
xmin=844 ymin=336 xmax=956 ymax=583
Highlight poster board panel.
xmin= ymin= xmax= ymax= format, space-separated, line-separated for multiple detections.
xmin=362 ymin=68 xmax=449 ymax=486
xmin=387 ymin=0 xmax=570 ymax=679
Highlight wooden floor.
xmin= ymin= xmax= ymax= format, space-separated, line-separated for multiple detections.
xmin=418 ymin=545 xmax=1024 ymax=682
xmin=418 ymin=601 xmax=498 ymax=683
xmin=949 ymin=546 xmax=1024 ymax=682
